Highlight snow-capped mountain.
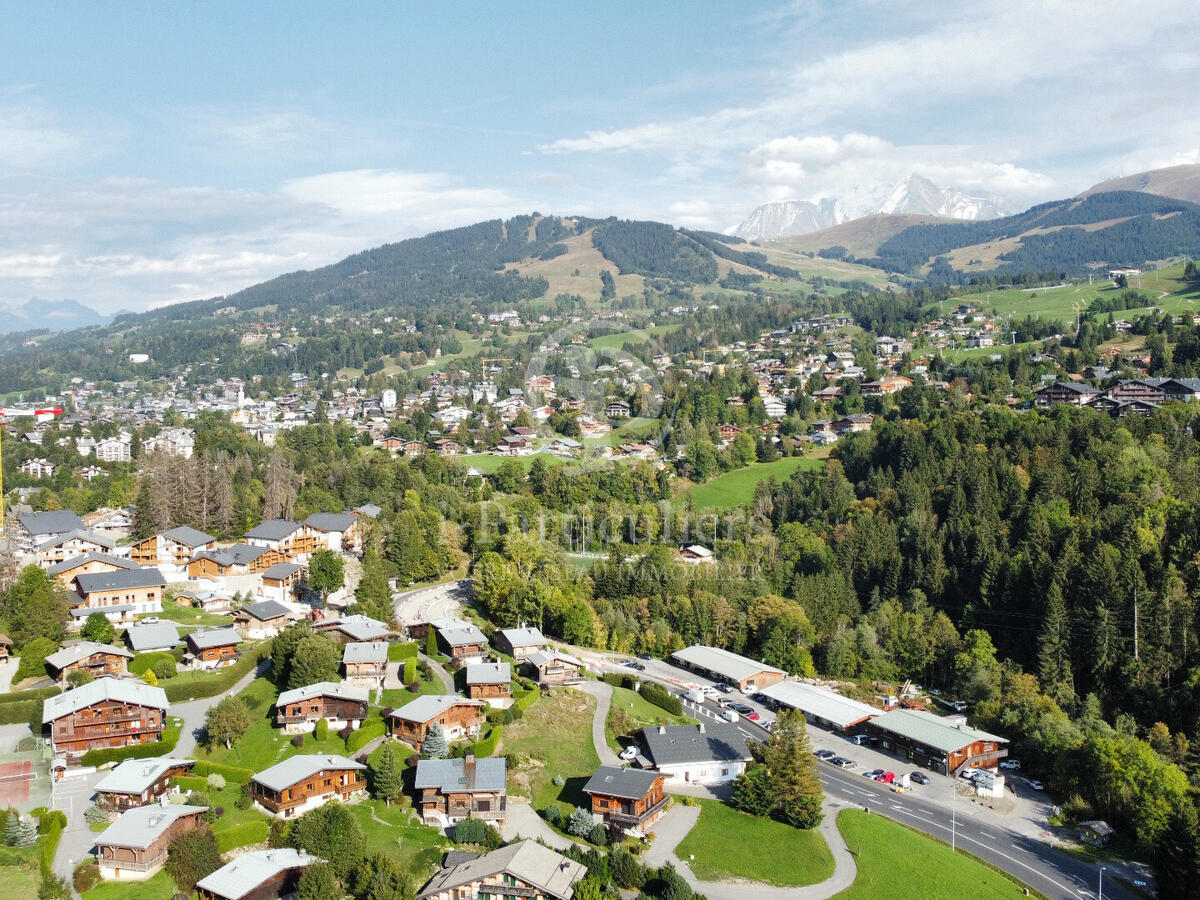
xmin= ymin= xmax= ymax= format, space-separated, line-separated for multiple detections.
xmin=732 ymin=174 xmax=1011 ymax=239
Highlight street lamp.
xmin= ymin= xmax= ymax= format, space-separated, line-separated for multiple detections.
xmin=951 ymin=770 xmax=957 ymax=853
xmin=1098 ymin=866 xmax=1105 ymax=900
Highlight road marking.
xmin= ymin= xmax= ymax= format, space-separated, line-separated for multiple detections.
xmin=979 ymin=831 xmax=996 ymax=839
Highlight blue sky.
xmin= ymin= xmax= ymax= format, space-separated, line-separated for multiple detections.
xmin=1 ymin=1 xmax=1197 ymax=312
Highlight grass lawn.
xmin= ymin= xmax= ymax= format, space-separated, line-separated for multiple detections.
xmin=605 ymin=686 xmax=696 ymax=752
xmin=499 ymin=688 xmax=599 ymax=815
xmin=675 ymin=798 xmax=834 ymax=887
xmin=347 ymin=798 xmax=448 ymax=884
xmin=147 ymin=603 xmax=232 ymax=628
xmin=834 ymin=810 xmax=1035 ymax=899
xmin=686 ymin=456 xmax=823 ymax=510
xmin=83 ymin=870 xmax=178 ymax=899
xmin=196 ymin=677 xmax=354 ymax=771
xmin=0 ymin=846 xmax=40 ymax=892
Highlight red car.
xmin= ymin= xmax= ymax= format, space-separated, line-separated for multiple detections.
xmin=874 ymin=771 xmax=896 ymax=784
xmin=747 ymin=711 xmax=760 ymax=721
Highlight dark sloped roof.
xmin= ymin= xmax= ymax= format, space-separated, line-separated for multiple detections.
xmin=17 ymin=509 xmax=84 ymax=535
xmin=583 ymin=765 xmax=660 ymax=800
xmin=75 ymin=567 xmax=166 ymax=593
xmin=639 ymin=723 xmax=751 ymax=766
xmin=245 ymin=519 xmax=301 ymax=541
xmin=161 ymin=525 xmax=215 ymax=546
xmin=47 ymin=553 xmax=137 ymax=576
xmin=303 ymin=512 xmax=356 ymax=532
xmin=236 ymin=599 xmax=292 ymax=621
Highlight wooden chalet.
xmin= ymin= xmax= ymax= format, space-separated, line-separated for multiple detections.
xmin=258 ymin=562 xmax=305 ymax=604
xmin=428 ymin=617 xmax=488 ymax=663
xmin=302 ymin=511 xmax=363 ymax=553
xmin=275 ymin=681 xmax=369 ymax=734
xmin=525 ymin=649 xmax=585 ymax=686
xmin=244 ymin=519 xmax=320 ymax=559
xmin=43 ymin=641 xmax=132 ymax=684
xmin=582 ymin=766 xmax=668 ymax=835
xmin=414 ymin=752 xmax=506 ymax=825
xmin=197 ymin=849 xmax=316 ymax=900
xmin=130 ymin=526 xmax=216 ymax=568
xmin=492 ymin=626 xmax=545 ymax=661
xmin=46 ymin=552 xmax=137 ymax=589
xmin=187 ymin=543 xmax=285 ymax=578
xmin=464 ymin=662 xmax=512 ymax=707
xmin=250 ymin=754 xmax=367 ymax=817
xmin=232 ymin=599 xmax=294 ymax=639
xmin=42 ymin=678 xmax=169 ymax=757
xmin=342 ymin=641 xmax=388 ymax=686
xmin=184 ymin=627 xmax=242 ymax=670
xmin=417 ymin=840 xmax=586 ymax=900
xmin=385 ymin=695 xmax=485 ymax=750
xmin=94 ymin=757 xmax=195 ymax=811
xmin=32 ymin=529 xmax=118 ymax=569
xmin=95 ymin=804 xmax=208 ymax=881
xmin=72 ymin=567 xmax=166 ymax=625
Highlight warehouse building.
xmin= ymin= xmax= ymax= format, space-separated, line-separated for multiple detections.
xmin=867 ymin=709 xmax=1008 ymax=776
xmin=670 ymin=645 xmax=786 ymax=692
xmin=757 ymin=681 xmax=879 ymax=734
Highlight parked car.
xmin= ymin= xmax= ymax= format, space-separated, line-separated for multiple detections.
xmin=721 ymin=709 xmax=740 ymax=723
xmin=713 ymin=683 xmax=733 ymax=694
xmin=864 ymin=769 xmax=885 ymax=780
xmin=849 ymin=733 xmax=870 ymax=745
xmin=1028 ymin=779 xmax=1045 ymax=791
xmin=621 ymin=659 xmax=639 ymax=668
xmin=831 ymin=757 xmax=856 ymax=769
xmin=698 ymin=685 xmax=720 ymax=698
xmin=729 ymin=702 xmax=753 ymax=715
xmin=619 ymin=745 xmax=638 ymax=761
xmin=636 ymin=653 xmax=653 ymax=661
xmin=909 ymin=772 xmax=930 ymax=785
xmin=929 ymin=688 xmax=942 ymax=696
xmin=875 ymin=772 xmax=895 ymax=784
xmin=746 ymin=711 xmax=760 ymax=721
xmin=959 ymin=767 xmax=980 ymax=781
xmin=951 ymin=700 xmax=968 ymax=712
xmin=814 ymin=749 xmax=836 ymax=760
xmin=141 ymin=616 xmax=160 ymax=624
xmin=999 ymin=759 xmax=1021 ymax=770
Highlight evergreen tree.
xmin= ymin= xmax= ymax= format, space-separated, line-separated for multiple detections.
xmin=422 ymin=723 xmax=449 ymax=759
xmin=80 ymin=612 xmax=114 ymax=644
xmin=296 ymin=861 xmax=339 ymax=900
xmin=730 ymin=765 xmax=774 ymax=816
xmin=761 ymin=709 xmax=824 ymax=829
xmin=370 ymin=742 xmax=403 ymax=805
xmin=287 ymin=633 xmax=341 ymax=689
xmin=566 ymin=806 xmax=594 ymax=837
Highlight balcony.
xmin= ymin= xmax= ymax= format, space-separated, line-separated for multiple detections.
xmin=98 ymin=851 xmax=166 ymax=873
xmin=606 ymin=794 xmax=669 ymax=829
xmin=953 ymin=748 xmax=1008 ymax=774
xmin=72 ymin=709 xmax=158 ymax=727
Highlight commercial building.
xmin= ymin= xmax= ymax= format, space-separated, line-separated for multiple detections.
xmin=866 ymin=709 xmax=1008 ymax=775
xmin=670 ymin=645 xmax=786 ymax=692
xmin=757 ymin=681 xmax=879 ymax=734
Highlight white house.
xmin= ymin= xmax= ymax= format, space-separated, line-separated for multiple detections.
xmin=638 ymin=722 xmax=753 ymax=785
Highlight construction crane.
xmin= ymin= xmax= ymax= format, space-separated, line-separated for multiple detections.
xmin=0 ymin=405 xmax=63 ymax=535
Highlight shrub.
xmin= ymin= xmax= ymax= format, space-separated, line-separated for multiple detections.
xmin=314 ymin=718 xmax=329 ymax=741
xmin=290 ymin=734 xmax=304 ymax=747
xmin=602 ymin=672 xmax=635 ymax=690
xmin=83 ymin=804 xmax=111 ymax=825
xmin=502 ymin=705 xmax=524 ymax=725
xmin=152 ymin=658 xmax=177 ymax=680
xmin=485 ymin=708 xmax=505 ymax=726
xmin=406 ymin=753 xmax=420 ymax=768
xmin=543 ymin=805 xmax=561 ymax=825
xmin=339 ymin=724 xmax=353 ymax=741
xmin=267 ymin=819 xmax=290 ymax=848
xmin=15 ymin=637 xmax=57 ymax=683
xmin=588 ymin=823 xmax=608 ymax=845
xmin=345 ymin=717 xmax=385 ymax=753
xmin=454 ymin=817 xmax=487 ymax=844
xmin=234 ymin=792 xmax=253 ymax=811
xmin=65 ymin=669 xmax=93 ymax=688
xmin=552 ymin=774 xmax=566 ymax=787
xmin=72 ymin=860 xmax=101 ymax=893
xmin=639 ymin=682 xmax=682 ymax=716
xmin=566 ymin=806 xmax=595 ymax=837
xmin=206 ymin=773 xmax=226 ymax=791
xmin=408 ymin=680 xmax=420 ymax=693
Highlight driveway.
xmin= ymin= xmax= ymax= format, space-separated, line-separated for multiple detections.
xmin=574 ymin=681 xmax=619 ymax=766
xmin=0 ymin=659 xmax=19 ymax=695
xmin=393 ymin=578 xmax=473 ymax=628
xmin=173 ymin=657 xmax=270 ymax=757
xmin=50 ymin=767 xmax=105 ymax=882
xmin=501 ymin=799 xmax=573 ymax=851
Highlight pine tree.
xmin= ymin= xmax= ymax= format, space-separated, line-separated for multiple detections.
xmin=264 ymin=448 xmax=298 ymax=520
xmin=1038 ymin=581 xmax=1075 ymax=707
xmin=371 ymin=742 xmax=403 ymax=805
xmin=4 ymin=814 xmax=34 ymax=847
xmin=422 ymin=723 xmax=449 ymax=759
xmin=761 ymin=709 xmax=824 ymax=829
xmin=296 ymin=861 xmax=339 ymax=900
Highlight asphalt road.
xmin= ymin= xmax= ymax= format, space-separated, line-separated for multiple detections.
xmin=393 ymin=577 xmax=472 ymax=626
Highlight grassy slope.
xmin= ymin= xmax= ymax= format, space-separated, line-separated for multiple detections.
xmin=605 ymin=685 xmax=696 ymax=752
xmin=499 ymin=688 xmax=599 ymax=814
xmin=686 ymin=456 xmax=823 ymax=511
xmin=834 ymin=810 xmax=1036 ymax=899
xmin=83 ymin=871 xmax=178 ymax=899
xmin=675 ymin=798 xmax=835 ymax=887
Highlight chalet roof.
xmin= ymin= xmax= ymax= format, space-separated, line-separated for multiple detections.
xmin=260 ymin=562 xmax=303 ymax=580
xmin=525 ymin=649 xmax=584 ymax=669
xmin=251 ymin=754 xmax=366 ymax=792
xmin=185 ymin=627 xmax=242 ymax=651
xmin=46 ymin=552 xmax=137 ymax=576
xmin=95 ymin=804 xmax=207 ymax=850
xmin=95 ymin=758 xmax=194 ymax=795
xmin=16 ymin=509 xmax=84 ymax=536
xmin=44 ymin=641 xmax=133 ymax=671
xmin=353 ymin=503 xmax=382 ymax=518
xmin=75 ymin=567 xmax=166 ymax=594
xmin=236 ymin=599 xmax=292 ymax=621
xmin=639 ymin=723 xmax=751 ymax=767
xmin=342 ymin=641 xmax=388 ymax=664
xmin=465 ymin=662 xmax=510 ymax=685
xmin=318 ymin=614 xmax=391 ymax=641
xmin=430 ymin=617 xmax=487 ymax=647
xmin=417 ymin=840 xmax=586 ymax=900
xmin=193 ymin=544 xmax=270 ymax=567
xmin=497 ymin=626 xmax=545 ymax=649
xmin=303 ymin=512 xmax=356 ymax=532
xmin=869 ymin=709 xmax=1007 ymax=754
xmin=244 ymin=519 xmax=302 ymax=541
xmin=124 ymin=622 xmax=182 ymax=652
xmin=36 ymin=529 xmax=117 ymax=552
xmin=196 ymin=849 xmax=317 ymax=900
xmin=387 ymin=694 xmax=483 ymax=724
xmin=160 ymin=525 xmax=215 ymax=547
xmin=670 ymin=645 xmax=784 ymax=682
xmin=414 ymin=756 xmax=506 ymax=793
xmin=276 ymin=680 xmax=369 ymax=708
xmin=583 ymin=765 xmax=660 ymax=801
xmin=1037 ymin=381 xmax=1099 ymax=395
xmin=43 ymin=677 xmax=168 ymax=723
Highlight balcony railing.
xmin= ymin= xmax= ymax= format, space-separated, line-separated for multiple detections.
xmin=953 ymin=748 xmax=1008 ymax=775
xmin=606 ymin=794 xmax=669 ymax=828
xmin=70 ymin=710 xmax=159 ymax=727
xmin=98 ymin=852 xmax=165 ymax=873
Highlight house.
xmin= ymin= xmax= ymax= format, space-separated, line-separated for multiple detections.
xmin=1035 ymin=381 xmax=1100 ymax=408
xmin=73 ymin=568 xmax=166 ymax=626
xmin=196 ymin=848 xmax=317 ymax=900
xmin=275 ymin=681 xmax=369 ymax=734
xmin=493 ymin=626 xmax=546 ymax=661
xmin=315 ymin=614 xmax=392 ymax=643
xmin=1078 ymin=820 xmax=1115 ymax=848
xmin=605 ymin=399 xmax=631 ymax=418
xmin=302 ymin=512 xmax=362 ymax=553
xmin=757 ymin=681 xmax=879 ymax=735
xmin=42 ymin=678 xmax=169 ymax=757
xmin=414 ymin=752 xmax=506 ymax=825
xmin=342 ymin=641 xmax=388 ymax=687
xmin=12 ymin=509 xmax=84 ymax=555
xmin=582 ymin=766 xmax=668 ymax=835
xmin=638 ymin=722 xmax=752 ymax=785
xmin=670 ymin=645 xmax=786 ymax=692
xmin=429 ymin=617 xmax=488 ymax=663
xmin=385 ymin=695 xmax=485 ymax=750
xmin=861 ymin=375 xmax=913 ymax=396
xmin=250 ymin=754 xmax=367 ymax=817
xmin=525 ymin=649 xmax=586 ymax=687
xmin=130 ymin=526 xmax=216 ymax=568
xmin=184 ymin=627 xmax=242 ymax=670
xmin=94 ymin=757 xmax=195 ymax=811
xmin=465 ymin=662 xmax=512 ymax=708
xmin=679 ymin=545 xmax=714 ymax=564
xmin=244 ymin=519 xmax=319 ymax=559
xmin=43 ymin=641 xmax=133 ymax=684
xmin=188 ymin=543 xmax=284 ymax=578
xmin=866 ymin=708 xmax=1008 ymax=775
xmin=123 ymin=621 xmax=182 ymax=653
xmin=18 ymin=458 xmax=55 ymax=478
xmin=0 ymin=634 xmax=11 ymax=660
xmin=232 ymin=599 xmax=295 ymax=639
xmin=832 ymin=413 xmax=874 ymax=435
xmin=433 ymin=438 xmax=461 ymax=457
xmin=94 ymin=803 xmax=208 ymax=881
xmin=258 ymin=562 xmax=305 ymax=604
xmin=192 ymin=591 xmax=234 ymax=615
xmin=33 ymin=529 xmax=119 ymax=569
xmin=46 ymin=552 xmax=137 ymax=589
xmin=715 ymin=423 xmax=742 ymax=443
xmin=417 ymin=839 xmax=587 ymax=900
xmin=401 ymin=439 xmax=426 ymax=457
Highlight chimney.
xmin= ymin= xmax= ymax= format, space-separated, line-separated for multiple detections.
xmin=464 ymin=751 xmax=476 ymax=787
xmin=697 ymin=723 xmax=705 ymax=734
xmin=658 ymin=725 xmax=666 ymax=735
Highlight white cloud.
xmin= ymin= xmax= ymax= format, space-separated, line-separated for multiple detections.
xmin=281 ymin=169 xmax=517 ymax=222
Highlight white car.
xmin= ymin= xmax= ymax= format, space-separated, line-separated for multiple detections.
xmin=141 ymin=616 xmax=160 ymax=624
xmin=698 ymin=685 xmax=720 ymax=698
xmin=959 ymin=767 xmax=981 ymax=781
xmin=1028 ymin=779 xmax=1045 ymax=791
xmin=999 ymin=759 xmax=1021 ymax=770
xmin=619 ymin=745 xmax=638 ymax=761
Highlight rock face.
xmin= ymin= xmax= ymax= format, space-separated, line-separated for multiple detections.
xmin=733 ymin=174 xmax=1010 ymax=239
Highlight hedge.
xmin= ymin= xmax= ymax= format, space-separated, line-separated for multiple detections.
xmin=602 ymin=672 xmax=636 ymax=690
xmin=36 ymin=809 xmax=65 ymax=880
xmin=192 ymin=760 xmax=254 ymax=784
xmin=473 ymin=724 xmax=502 ymax=758
xmin=129 ymin=651 xmax=175 ymax=677
xmin=0 ymin=686 xmax=60 ymax=705
xmin=513 ymin=688 xmax=539 ymax=713
xmin=639 ymin=682 xmax=683 ymax=717
xmin=80 ymin=718 xmax=182 ymax=767
xmin=345 ymin=717 xmax=386 ymax=753
xmin=164 ymin=643 xmax=269 ymax=702
xmin=216 ymin=820 xmax=269 ymax=852
xmin=387 ymin=641 xmax=418 ymax=662
xmin=0 ymin=698 xmax=43 ymax=725
xmin=172 ymin=775 xmax=209 ymax=792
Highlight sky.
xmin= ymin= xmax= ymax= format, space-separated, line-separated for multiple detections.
xmin=1 ymin=0 xmax=1197 ymax=313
